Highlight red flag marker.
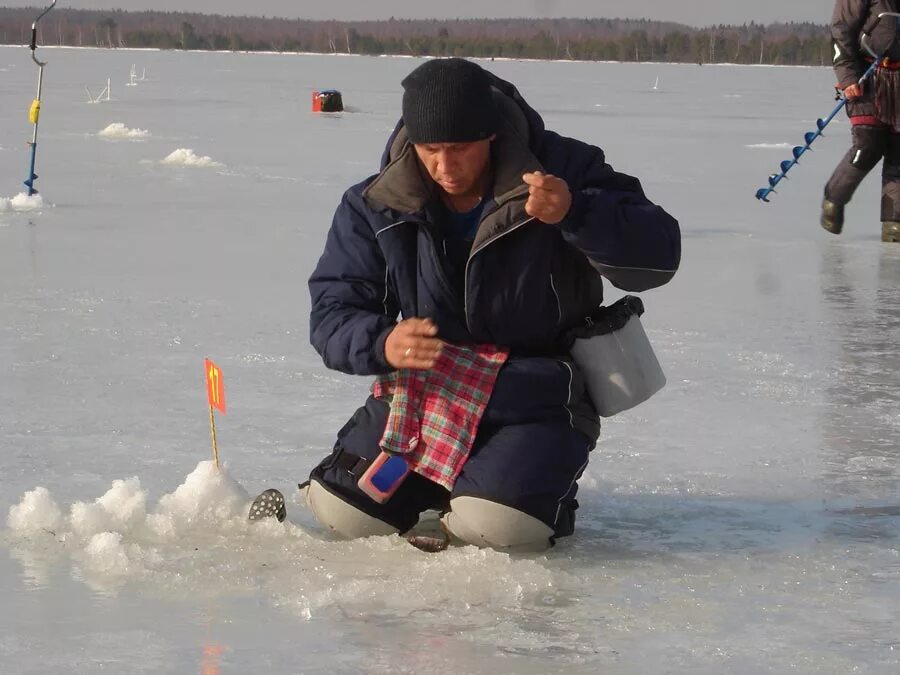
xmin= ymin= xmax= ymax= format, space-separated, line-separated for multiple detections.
xmin=205 ymin=358 xmax=226 ymax=414
xmin=203 ymin=358 xmax=225 ymax=469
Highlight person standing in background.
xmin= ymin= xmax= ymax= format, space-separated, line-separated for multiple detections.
xmin=822 ymin=0 xmax=900 ymax=242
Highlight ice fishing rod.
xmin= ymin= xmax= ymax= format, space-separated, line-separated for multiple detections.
xmin=755 ymin=12 xmax=900 ymax=203
xmin=23 ymin=0 xmax=57 ymax=197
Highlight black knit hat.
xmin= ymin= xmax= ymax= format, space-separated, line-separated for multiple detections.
xmin=401 ymin=58 xmax=497 ymax=144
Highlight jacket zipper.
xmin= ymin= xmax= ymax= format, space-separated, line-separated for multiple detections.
xmin=378 ymin=218 xmax=460 ymax=308
xmin=463 ymin=215 xmax=537 ymax=333
xmin=421 ymin=225 xmax=461 ymax=305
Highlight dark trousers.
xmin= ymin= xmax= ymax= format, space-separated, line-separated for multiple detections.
xmin=824 ymin=122 xmax=900 ymax=221
xmin=307 ymin=395 xmax=592 ymax=537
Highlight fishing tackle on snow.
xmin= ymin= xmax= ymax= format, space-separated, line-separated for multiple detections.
xmin=755 ymin=12 xmax=900 ymax=203
xmin=23 ymin=0 xmax=57 ymax=197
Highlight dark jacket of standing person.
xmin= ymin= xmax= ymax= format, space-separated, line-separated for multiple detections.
xmin=832 ymin=0 xmax=900 ymax=118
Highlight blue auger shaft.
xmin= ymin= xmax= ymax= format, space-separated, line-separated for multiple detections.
xmin=755 ymin=58 xmax=880 ymax=203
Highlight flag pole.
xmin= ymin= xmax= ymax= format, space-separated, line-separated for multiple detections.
xmin=208 ymin=404 xmax=220 ymax=470
xmin=203 ymin=358 xmax=226 ymax=471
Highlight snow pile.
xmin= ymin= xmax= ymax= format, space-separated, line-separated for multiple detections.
xmin=161 ymin=148 xmax=223 ymax=168
xmin=98 ymin=122 xmax=150 ymax=139
xmin=146 ymin=462 xmax=250 ymax=536
xmin=6 ymin=486 xmax=64 ymax=534
xmin=5 ymin=461 xmax=558 ymax=617
xmin=7 ymin=462 xmax=250 ymax=576
xmin=9 ymin=462 xmax=249 ymax=538
xmin=0 ymin=192 xmax=44 ymax=212
xmin=69 ymin=477 xmax=148 ymax=538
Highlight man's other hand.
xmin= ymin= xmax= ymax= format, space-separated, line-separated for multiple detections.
xmin=385 ymin=318 xmax=443 ymax=370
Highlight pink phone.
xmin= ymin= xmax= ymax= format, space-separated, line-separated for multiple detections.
xmin=357 ymin=452 xmax=410 ymax=503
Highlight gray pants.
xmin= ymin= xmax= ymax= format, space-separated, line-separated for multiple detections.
xmin=304 ymin=480 xmax=555 ymax=552
xmin=825 ymin=124 xmax=900 ymax=221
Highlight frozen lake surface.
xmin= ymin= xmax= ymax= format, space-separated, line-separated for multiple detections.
xmin=1 ymin=46 xmax=898 ymax=674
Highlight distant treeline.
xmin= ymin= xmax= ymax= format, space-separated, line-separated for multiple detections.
xmin=0 ymin=7 xmax=832 ymax=66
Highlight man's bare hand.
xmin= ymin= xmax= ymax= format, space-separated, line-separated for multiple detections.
xmin=843 ymin=83 xmax=864 ymax=100
xmin=523 ymin=171 xmax=572 ymax=225
xmin=384 ymin=318 xmax=443 ymax=370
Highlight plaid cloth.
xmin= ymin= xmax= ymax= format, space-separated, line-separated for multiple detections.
xmin=372 ymin=342 xmax=509 ymax=490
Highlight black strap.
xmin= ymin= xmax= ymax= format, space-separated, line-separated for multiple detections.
xmin=301 ymin=449 xmax=371 ymax=495
xmin=333 ymin=449 xmax=369 ymax=476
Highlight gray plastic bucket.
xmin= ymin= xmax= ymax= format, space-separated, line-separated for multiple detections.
xmin=569 ymin=297 xmax=666 ymax=417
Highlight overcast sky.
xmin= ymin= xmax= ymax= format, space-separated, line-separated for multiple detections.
xmin=4 ymin=1 xmax=831 ymax=27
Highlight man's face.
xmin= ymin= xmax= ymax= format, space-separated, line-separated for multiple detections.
xmin=413 ymin=137 xmax=494 ymax=196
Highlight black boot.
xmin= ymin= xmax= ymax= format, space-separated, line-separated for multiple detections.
xmin=248 ymin=488 xmax=287 ymax=522
xmin=883 ymin=221 xmax=900 ymax=242
xmin=820 ymin=198 xmax=844 ymax=235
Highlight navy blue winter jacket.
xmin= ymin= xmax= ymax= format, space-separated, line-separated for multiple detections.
xmin=309 ymin=71 xmax=680 ymax=439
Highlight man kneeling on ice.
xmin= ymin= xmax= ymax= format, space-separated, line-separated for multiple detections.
xmin=254 ymin=58 xmax=680 ymax=551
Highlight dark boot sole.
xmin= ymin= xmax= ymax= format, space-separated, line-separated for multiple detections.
xmin=249 ymin=488 xmax=287 ymax=522
xmin=407 ymin=532 xmax=450 ymax=552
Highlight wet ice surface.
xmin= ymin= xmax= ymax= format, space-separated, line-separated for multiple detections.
xmin=1 ymin=47 xmax=899 ymax=673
